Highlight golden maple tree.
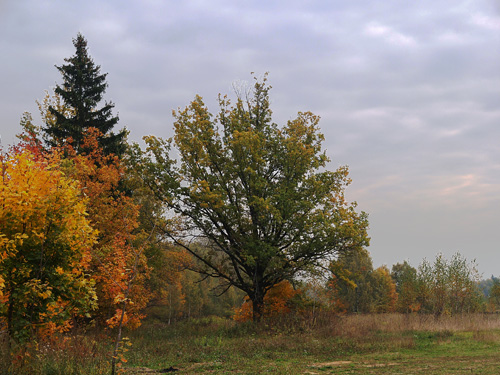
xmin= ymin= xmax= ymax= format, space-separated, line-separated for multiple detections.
xmin=0 ymin=147 xmax=97 ymax=342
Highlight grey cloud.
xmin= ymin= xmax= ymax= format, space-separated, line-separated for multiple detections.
xmin=1 ymin=0 xmax=499 ymax=276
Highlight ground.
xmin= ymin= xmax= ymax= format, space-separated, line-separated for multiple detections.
xmin=122 ymin=314 xmax=500 ymax=374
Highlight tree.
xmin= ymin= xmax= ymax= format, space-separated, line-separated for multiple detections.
xmin=371 ymin=266 xmax=397 ymax=313
xmin=43 ymin=33 xmax=126 ymax=156
xmin=418 ymin=254 xmax=448 ymax=316
xmin=182 ymin=271 xmax=244 ymax=318
xmin=488 ymin=277 xmax=500 ymax=311
xmin=417 ymin=253 xmax=481 ymax=316
xmin=132 ymin=75 xmax=369 ymax=320
xmin=391 ymin=261 xmax=420 ymax=313
xmin=60 ymin=130 xmax=150 ymax=328
xmin=478 ymin=277 xmax=496 ymax=299
xmin=0 ymin=148 xmax=97 ymax=343
xmin=123 ymin=156 xmax=194 ymax=318
xmin=328 ymin=248 xmax=374 ymax=313
xmin=447 ymin=253 xmax=481 ymax=314
xmin=234 ymin=280 xmax=300 ymax=322
xmin=18 ymin=116 xmax=151 ymax=328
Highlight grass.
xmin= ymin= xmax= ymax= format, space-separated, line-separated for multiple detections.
xmin=0 ymin=331 xmax=111 ymax=375
xmin=123 ymin=313 xmax=500 ymax=374
xmin=3 ymin=313 xmax=500 ymax=374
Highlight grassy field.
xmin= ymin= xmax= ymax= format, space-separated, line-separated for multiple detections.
xmin=123 ymin=313 xmax=500 ymax=374
xmin=3 ymin=313 xmax=500 ymax=374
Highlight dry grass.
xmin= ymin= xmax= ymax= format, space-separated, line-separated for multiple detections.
xmin=0 ymin=331 xmax=111 ymax=375
xmin=331 ymin=313 xmax=500 ymax=336
xmin=2 ymin=313 xmax=500 ymax=374
xmin=122 ymin=312 xmax=500 ymax=374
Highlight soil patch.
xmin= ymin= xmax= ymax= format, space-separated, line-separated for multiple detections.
xmin=310 ymin=361 xmax=352 ymax=367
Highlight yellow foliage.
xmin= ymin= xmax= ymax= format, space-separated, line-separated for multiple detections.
xmin=0 ymin=149 xmax=96 ymax=260
xmin=0 ymin=147 xmax=97 ymax=341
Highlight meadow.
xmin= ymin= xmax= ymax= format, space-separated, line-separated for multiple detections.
xmin=3 ymin=313 xmax=500 ymax=374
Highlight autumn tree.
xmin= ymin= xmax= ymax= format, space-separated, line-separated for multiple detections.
xmin=371 ymin=266 xmax=397 ymax=313
xmin=234 ymin=280 xmax=300 ymax=322
xmin=60 ymin=130 xmax=150 ymax=328
xmin=328 ymin=248 xmax=374 ymax=313
xmin=182 ymin=271 xmax=244 ymax=318
xmin=131 ymin=75 xmax=369 ymax=321
xmin=421 ymin=254 xmax=449 ymax=316
xmin=417 ymin=253 xmax=481 ymax=316
xmin=149 ymin=266 xmax=245 ymax=322
xmin=447 ymin=253 xmax=482 ymax=314
xmin=329 ymin=250 xmax=397 ymax=313
xmin=391 ymin=261 xmax=420 ymax=313
xmin=488 ymin=277 xmax=500 ymax=311
xmin=0 ymin=148 xmax=97 ymax=342
xmin=295 ymin=273 xmax=336 ymax=316
xmin=18 ymin=107 xmax=151 ymax=329
xmin=123 ymin=151 xmax=196 ymax=312
xmin=43 ymin=33 xmax=127 ymax=156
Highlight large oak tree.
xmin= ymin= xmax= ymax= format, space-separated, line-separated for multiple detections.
xmin=132 ymin=76 xmax=369 ymax=320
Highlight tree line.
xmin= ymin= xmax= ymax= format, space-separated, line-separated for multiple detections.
xmin=0 ymin=34 xmax=496 ymax=352
xmin=327 ymin=249 xmax=491 ymax=315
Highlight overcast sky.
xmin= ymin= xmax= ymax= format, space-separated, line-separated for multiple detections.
xmin=1 ymin=0 xmax=499 ymax=277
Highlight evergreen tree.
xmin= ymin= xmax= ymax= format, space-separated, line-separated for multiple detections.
xmin=44 ymin=33 xmax=126 ymax=156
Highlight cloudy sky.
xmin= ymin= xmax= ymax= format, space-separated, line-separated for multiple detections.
xmin=1 ymin=0 xmax=499 ymax=277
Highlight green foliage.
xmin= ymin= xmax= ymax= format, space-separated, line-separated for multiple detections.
xmin=417 ymin=253 xmax=482 ymax=315
xmin=181 ymin=270 xmax=245 ymax=318
xmin=43 ymin=33 xmax=127 ymax=156
xmin=488 ymin=278 xmax=500 ymax=310
xmin=329 ymin=248 xmax=374 ymax=313
xmin=371 ymin=266 xmax=397 ymax=313
xmin=131 ymin=74 xmax=369 ymax=320
xmin=391 ymin=261 xmax=419 ymax=313
xmin=329 ymin=248 xmax=396 ymax=313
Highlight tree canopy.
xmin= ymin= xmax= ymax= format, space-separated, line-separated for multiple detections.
xmin=131 ymin=75 xmax=369 ymax=320
xmin=0 ymin=148 xmax=97 ymax=342
xmin=43 ymin=33 xmax=126 ymax=156
xmin=328 ymin=247 xmax=375 ymax=313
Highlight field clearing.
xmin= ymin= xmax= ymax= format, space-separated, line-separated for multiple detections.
xmin=123 ymin=313 xmax=500 ymax=374
xmin=3 ymin=313 xmax=500 ymax=374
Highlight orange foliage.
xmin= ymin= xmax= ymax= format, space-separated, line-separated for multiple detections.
xmin=57 ymin=129 xmax=151 ymax=328
xmin=234 ymin=281 xmax=300 ymax=322
xmin=326 ymin=276 xmax=350 ymax=313
xmin=12 ymin=118 xmax=152 ymax=330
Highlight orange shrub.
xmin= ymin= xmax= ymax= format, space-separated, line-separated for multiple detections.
xmin=234 ymin=280 xmax=300 ymax=322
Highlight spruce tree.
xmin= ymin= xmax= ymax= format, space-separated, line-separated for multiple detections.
xmin=44 ymin=33 xmax=126 ymax=156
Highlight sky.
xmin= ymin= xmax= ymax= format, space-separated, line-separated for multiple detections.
xmin=1 ymin=0 xmax=499 ymax=277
